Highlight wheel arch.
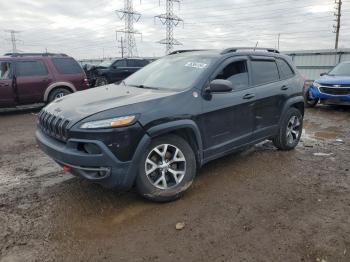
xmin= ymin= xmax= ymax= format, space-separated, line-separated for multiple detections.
xmin=44 ymin=82 xmax=76 ymax=102
xmin=280 ymin=96 xmax=305 ymax=124
xmin=146 ymin=120 xmax=204 ymax=167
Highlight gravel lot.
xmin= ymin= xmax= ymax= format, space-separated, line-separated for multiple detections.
xmin=0 ymin=106 xmax=349 ymax=262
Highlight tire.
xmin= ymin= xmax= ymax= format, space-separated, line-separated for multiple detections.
xmin=304 ymin=88 xmax=319 ymax=107
xmin=273 ymin=107 xmax=303 ymax=151
xmin=48 ymin=88 xmax=72 ymax=103
xmin=136 ymin=134 xmax=196 ymax=202
xmin=95 ymin=77 xmax=109 ymax=87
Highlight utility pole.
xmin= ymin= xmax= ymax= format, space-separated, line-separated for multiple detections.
xmin=116 ymin=0 xmax=142 ymax=57
xmin=155 ymin=0 xmax=183 ymax=55
xmin=334 ymin=0 xmax=342 ymax=49
xmin=277 ymin=33 xmax=280 ymax=50
xmin=4 ymin=30 xmax=21 ymax=53
xmin=118 ymin=36 xmax=126 ymax=58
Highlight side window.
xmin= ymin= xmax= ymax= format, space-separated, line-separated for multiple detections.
xmin=277 ymin=58 xmax=295 ymax=79
xmin=251 ymin=60 xmax=279 ymax=86
xmin=214 ymin=60 xmax=249 ymax=91
xmin=113 ymin=59 xmax=127 ymax=68
xmin=16 ymin=60 xmax=48 ymax=77
xmin=52 ymin=58 xmax=83 ymax=74
xmin=0 ymin=61 xmax=12 ymax=80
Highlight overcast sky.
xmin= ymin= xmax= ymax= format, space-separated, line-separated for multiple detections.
xmin=0 ymin=0 xmax=349 ymax=59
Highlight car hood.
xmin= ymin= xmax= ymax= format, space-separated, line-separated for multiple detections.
xmin=43 ymin=84 xmax=176 ymax=123
xmin=317 ymin=75 xmax=350 ymax=85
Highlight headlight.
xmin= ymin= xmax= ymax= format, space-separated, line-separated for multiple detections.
xmin=313 ymin=82 xmax=321 ymax=88
xmin=80 ymin=115 xmax=136 ymax=129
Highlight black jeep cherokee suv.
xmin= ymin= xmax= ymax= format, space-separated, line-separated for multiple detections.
xmin=36 ymin=47 xmax=305 ymax=202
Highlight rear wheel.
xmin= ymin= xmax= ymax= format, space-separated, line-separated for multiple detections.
xmin=273 ymin=107 xmax=303 ymax=150
xmin=95 ymin=77 xmax=109 ymax=86
xmin=48 ymin=88 xmax=71 ymax=103
xmin=136 ymin=135 xmax=196 ymax=202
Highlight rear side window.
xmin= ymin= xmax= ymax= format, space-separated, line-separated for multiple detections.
xmin=128 ymin=59 xmax=148 ymax=67
xmin=251 ymin=60 xmax=279 ymax=86
xmin=277 ymin=58 xmax=294 ymax=79
xmin=0 ymin=61 xmax=12 ymax=80
xmin=52 ymin=58 xmax=83 ymax=74
xmin=16 ymin=60 xmax=48 ymax=77
xmin=214 ymin=60 xmax=249 ymax=91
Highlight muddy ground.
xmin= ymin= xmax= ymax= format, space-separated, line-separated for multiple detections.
xmin=0 ymin=106 xmax=349 ymax=262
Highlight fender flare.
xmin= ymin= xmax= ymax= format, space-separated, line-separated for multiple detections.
xmin=279 ymin=96 xmax=305 ymax=123
xmin=146 ymin=119 xmax=204 ymax=164
xmin=44 ymin=82 xmax=76 ymax=101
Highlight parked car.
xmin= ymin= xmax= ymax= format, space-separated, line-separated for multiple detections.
xmin=0 ymin=53 xmax=89 ymax=108
xmin=36 ymin=47 xmax=305 ymax=202
xmin=86 ymin=58 xmax=150 ymax=87
xmin=305 ymin=61 xmax=350 ymax=107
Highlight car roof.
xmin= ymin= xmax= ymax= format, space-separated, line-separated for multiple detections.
xmin=0 ymin=53 xmax=71 ymax=60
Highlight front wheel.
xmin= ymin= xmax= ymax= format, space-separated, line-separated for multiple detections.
xmin=48 ymin=88 xmax=72 ymax=103
xmin=95 ymin=77 xmax=109 ymax=87
xmin=273 ymin=108 xmax=303 ymax=150
xmin=136 ymin=135 xmax=196 ymax=202
xmin=304 ymin=88 xmax=319 ymax=107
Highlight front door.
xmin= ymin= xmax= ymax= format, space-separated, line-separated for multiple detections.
xmin=15 ymin=60 xmax=51 ymax=104
xmin=109 ymin=59 xmax=129 ymax=83
xmin=200 ymin=57 xmax=256 ymax=161
xmin=0 ymin=61 xmax=15 ymax=107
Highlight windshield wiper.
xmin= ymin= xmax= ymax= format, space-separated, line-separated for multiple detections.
xmin=129 ymin=84 xmax=159 ymax=90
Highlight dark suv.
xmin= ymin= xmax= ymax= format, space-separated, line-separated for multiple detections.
xmin=87 ymin=58 xmax=150 ymax=87
xmin=0 ymin=53 xmax=89 ymax=108
xmin=36 ymin=48 xmax=305 ymax=202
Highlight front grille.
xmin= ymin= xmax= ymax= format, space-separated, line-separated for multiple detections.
xmin=320 ymin=87 xmax=350 ymax=96
xmin=38 ymin=110 xmax=70 ymax=141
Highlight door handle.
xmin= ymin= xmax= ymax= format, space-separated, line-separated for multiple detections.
xmin=243 ymin=93 xmax=255 ymax=100
xmin=281 ymin=85 xmax=289 ymax=90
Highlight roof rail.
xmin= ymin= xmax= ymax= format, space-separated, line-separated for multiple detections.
xmin=4 ymin=52 xmax=68 ymax=57
xmin=168 ymin=49 xmax=209 ymax=55
xmin=221 ymin=47 xmax=279 ymax=54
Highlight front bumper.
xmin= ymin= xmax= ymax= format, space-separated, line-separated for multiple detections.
xmin=36 ymin=129 xmax=150 ymax=190
xmin=309 ymin=85 xmax=350 ymax=105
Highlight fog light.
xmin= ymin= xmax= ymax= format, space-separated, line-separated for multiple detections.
xmin=83 ymin=143 xmax=101 ymax=154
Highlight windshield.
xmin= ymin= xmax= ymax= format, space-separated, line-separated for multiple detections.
xmin=98 ymin=60 xmax=114 ymax=68
xmin=328 ymin=62 xmax=350 ymax=76
xmin=124 ymin=55 xmax=217 ymax=91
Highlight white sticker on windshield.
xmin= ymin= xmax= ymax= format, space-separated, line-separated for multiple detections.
xmin=184 ymin=62 xmax=208 ymax=69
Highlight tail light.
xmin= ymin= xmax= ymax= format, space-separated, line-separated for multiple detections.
xmin=83 ymin=78 xmax=89 ymax=88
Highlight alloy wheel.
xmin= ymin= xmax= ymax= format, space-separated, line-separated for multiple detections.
xmin=145 ymin=144 xmax=186 ymax=189
xmin=286 ymin=115 xmax=301 ymax=144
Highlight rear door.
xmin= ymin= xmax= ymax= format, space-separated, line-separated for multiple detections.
xmin=200 ymin=57 xmax=256 ymax=160
xmin=250 ymin=56 xmax=286 ymax=139
xmin=15 ymin=59 xmax=51 ymax=104
xmin=0 ymin=60 xmax=15 ymax=107
xmin=127 ymin=59 xmax=148 ymax=75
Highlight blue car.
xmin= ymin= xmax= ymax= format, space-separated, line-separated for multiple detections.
xmin=305 ymin=61 xmax=350 ymax=107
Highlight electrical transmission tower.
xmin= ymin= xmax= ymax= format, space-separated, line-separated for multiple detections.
xmin=116 ymin=0 xmax=142 ymax=57
xmin=155 ymin=0 xmax=183 ymax=55
xmin=333 ymin=0 xmax=342 ymax=49
xmin=4 ymin=30 xmax=21 ymax=53
xmin=118 ymin=36 xmax=127 ymax=58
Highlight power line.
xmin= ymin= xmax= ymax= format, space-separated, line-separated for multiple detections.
xmin=116 ymin=0 xmax=142 ymax=57
xmin=155 ymin=0 xmax=183 ymax=54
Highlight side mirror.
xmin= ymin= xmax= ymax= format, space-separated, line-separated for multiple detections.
xmin=207 ymin=79 xmax=234 ymax=93
xmin=320 ymin=72 xmax=327 ymax=76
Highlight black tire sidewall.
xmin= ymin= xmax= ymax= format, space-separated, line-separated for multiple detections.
xmin=279 ymin=108 xmax=303 ymax=150
xmin=136 ymin=135 xmax=196 ymax=202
